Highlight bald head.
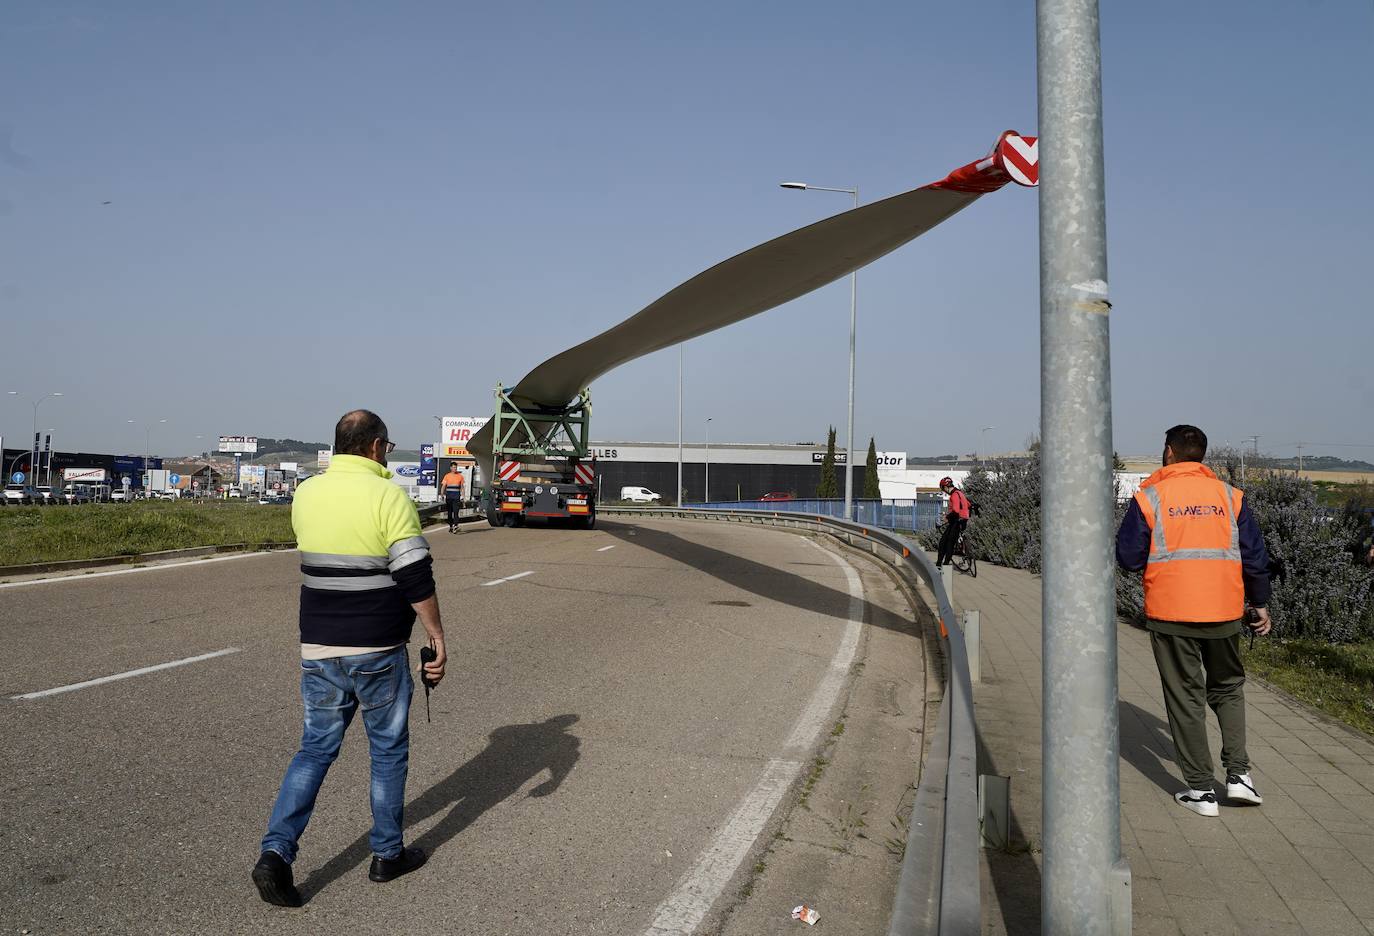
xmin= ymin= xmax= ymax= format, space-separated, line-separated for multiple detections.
xmin=335 ymin=409 xmax=388 ymax=457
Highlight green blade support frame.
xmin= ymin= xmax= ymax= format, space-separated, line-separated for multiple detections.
xmin=490 ymin=384 xmax=592 ymax=461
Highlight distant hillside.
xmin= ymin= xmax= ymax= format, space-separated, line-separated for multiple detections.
xmin=254 ymin=438 xmax=330 ymax=457
xmin=1269 ymin=455 xmax=1374 ymax=473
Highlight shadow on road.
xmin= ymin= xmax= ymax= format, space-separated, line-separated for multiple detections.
xmin=975 ymin=726 xmax=1043 ymax=934
xmin=1118 ymin=699 xmax=1182 ymax=795
xmin=600 ymin=520 xmax=920 ymax=638
xmin=298 ymin=713 xmax=581 ymax=902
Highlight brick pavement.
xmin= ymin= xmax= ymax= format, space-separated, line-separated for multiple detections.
xmin=938 ymin=559 xmax=1374 ymax=935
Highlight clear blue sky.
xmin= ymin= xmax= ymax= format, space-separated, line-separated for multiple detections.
xmin=3 ymin=1 xmax=1371 ymax=462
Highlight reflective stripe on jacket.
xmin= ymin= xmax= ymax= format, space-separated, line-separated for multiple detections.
xmin=1133 ymin=462 xmax=1244 ymax=623
xmin=292 ymin=454 xmax=434 ymax=647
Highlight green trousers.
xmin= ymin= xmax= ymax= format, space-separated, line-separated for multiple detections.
xmin=1149 ymin=629 xmax=1251 ymax=790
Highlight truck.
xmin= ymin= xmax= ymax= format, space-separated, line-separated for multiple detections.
xmin=482 ymin=385 xmax=597 ymax=529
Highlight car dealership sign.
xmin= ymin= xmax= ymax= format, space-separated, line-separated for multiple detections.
xmin=441 ymin=417 xmax=489 ymax=459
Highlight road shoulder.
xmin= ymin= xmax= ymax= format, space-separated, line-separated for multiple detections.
xmin=715 ymin=539 xmax=930 ymax=935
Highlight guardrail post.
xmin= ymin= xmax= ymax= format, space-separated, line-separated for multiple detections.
xmin=1039 ymin=0 xmax=1128 ymax=932
xmin=963 ymin=609 xmax=981 ymax=683
xmin=941 ymin=563 xmax=953 ymax=604
xmin=979 ymin=773 xmax=1010 ymax=850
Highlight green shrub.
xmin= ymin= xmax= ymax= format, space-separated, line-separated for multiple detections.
xmin=918 ymin=454 xmax=1374 ymax=643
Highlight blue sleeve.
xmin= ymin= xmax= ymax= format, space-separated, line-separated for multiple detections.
xmin=1237 ymin=498 xmax=1272 ymax=607
xmin=1115 ymin=499 xmax=1151 ymax=571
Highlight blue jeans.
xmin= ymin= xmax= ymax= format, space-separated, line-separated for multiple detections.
xmin=261 ymin=645 xmax=413 ymax=862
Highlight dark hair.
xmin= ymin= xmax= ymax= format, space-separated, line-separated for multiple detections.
xmin=334 ymin=409 xmax=388 ymax=457
xmin=1165 ymin=424 xmax=1208 ymax=463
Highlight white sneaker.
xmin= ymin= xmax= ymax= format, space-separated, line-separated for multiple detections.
xmin=1174 ymin=789 xmax=1219 ymax=817
xmin=1226 ymin=772 xmax=1263 ymax=805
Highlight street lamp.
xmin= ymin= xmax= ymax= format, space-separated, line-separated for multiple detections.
xmin=780 ymin=182 xmax=859 ymax=520
xmin=677 ymin=345 xmax=684 ymax=508
xmin=979 ymin=426 xmax=996 ymax=465
xmin=7 ymin=390 xmax=62 ymax=484
xmin=128 ymin=418 xmax=167 ymax=492
xmin=704 ymin=417 xmax=712 ymax=503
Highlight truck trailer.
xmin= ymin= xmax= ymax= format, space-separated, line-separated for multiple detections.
xmin=483 ymin=384 xmax=597 ymax=529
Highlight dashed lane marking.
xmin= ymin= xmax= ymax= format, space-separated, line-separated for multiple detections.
xmin=480 ymin=570 xmax=536 ymax=587
xmin=11 ymin=648 xmax=244 ymax=700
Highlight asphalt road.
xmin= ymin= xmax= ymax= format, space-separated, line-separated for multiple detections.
xmin=1 ymin=517 xmax=925 ymax=936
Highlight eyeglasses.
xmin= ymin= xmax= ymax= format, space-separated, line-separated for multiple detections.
xmin=381 ymin=439 xmax=396 ymax=454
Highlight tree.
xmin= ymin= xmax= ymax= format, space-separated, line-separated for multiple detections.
xmin=864 ymin=437 xmax=882 ymax=499
xmin=816 ymin=426 xmax=839 ymax=499
xmin=1113 ymin=451 xmax=1126 ymax=471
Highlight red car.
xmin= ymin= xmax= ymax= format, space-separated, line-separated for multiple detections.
xmin=759 ymin=492 xmax=795 ymax=502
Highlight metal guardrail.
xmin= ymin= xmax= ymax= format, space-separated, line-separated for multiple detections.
xmin=694 ymin=498 xmax=944 ymax=533
xmin=599 ymin=506 xmax=979 ymax=935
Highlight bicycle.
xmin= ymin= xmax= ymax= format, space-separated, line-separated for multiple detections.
xmin=950 ymin=524 xmax=977 ymax=578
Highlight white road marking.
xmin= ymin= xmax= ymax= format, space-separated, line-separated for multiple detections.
xmin=596 ymin=545 xmax=617 ymax=552
xmin=480 ymin=570 xmax=535 ymax=587
xmin=0 ymin=550 xmax=287 ymax=590
xmin=11 ymin=648 xmax=244 ymax=701
xmin=642 ymin=538 xmax=865 ymax=936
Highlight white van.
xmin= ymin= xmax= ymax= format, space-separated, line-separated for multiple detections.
xmin=620 ymin=486 xmax=659 ymax=503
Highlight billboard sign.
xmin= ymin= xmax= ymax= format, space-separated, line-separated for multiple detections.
xmin=219 ymin=435 xmax=258 ymax=454
xmin=240 ymin=464 xmax=267 ymax=488
xmin=811 ymin=451 xmax=849 ymax=465
xmin=419 ymin=443 xmax=436 ymax=487
xmin=278 ymin=461 xmax=298 ymax=474
xmin=63 ymin=467 xmax=109 ymax=482
xmin=440 ymin=417 xmax=489 ymax=459
xmin=317 ymin=449 xmax=332 ymax=470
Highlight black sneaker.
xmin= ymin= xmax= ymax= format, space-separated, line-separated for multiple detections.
xmin=252 ymin=851 xmax=302 ymax=907
xmin=369 ymin=846 xmax=427 ymax=883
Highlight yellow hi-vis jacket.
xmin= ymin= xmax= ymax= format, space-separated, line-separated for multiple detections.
xmin=292 ymin=454 xmax=434 ymax=646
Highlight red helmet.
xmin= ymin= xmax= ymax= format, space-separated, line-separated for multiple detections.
xmin=939 ymin=477 xmax=954 ymax=488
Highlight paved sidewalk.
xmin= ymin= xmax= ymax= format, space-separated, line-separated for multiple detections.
xmin=941 ymin=560 xmax=1374 ymax=935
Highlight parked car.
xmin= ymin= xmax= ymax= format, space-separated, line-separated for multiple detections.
xmin=227 ymin=487 xmax=243 ymax=499
xmin=4 ymin=484 xmax=33 ymax=505
xmin=63 ymin=486 xmax=93 ymax=505
xmin=110 ymin=488 xmax=128 ymax=502
xmin=34 ymin=485 xmax=60 ymax=505
xmin=619 ymin=486 xmax=660 ymax=503
xmin=759 ymin=491 xmax=795 ymax=502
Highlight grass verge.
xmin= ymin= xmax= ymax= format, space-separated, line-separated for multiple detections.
xmin=0 ymin=502 xmax=295 ymax=567
xmin=1242 ymin=637 xmax=1374 ymax=736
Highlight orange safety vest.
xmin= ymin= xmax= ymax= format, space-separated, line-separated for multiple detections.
xmin=1133 ymin=462 xmax=1245 ymax=624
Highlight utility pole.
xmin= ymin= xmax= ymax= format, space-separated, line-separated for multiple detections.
xmin=1296 ymin=442 xmax=1304 ymax=475
xmin=1038 ymin=0 xmax=1130 ymax=933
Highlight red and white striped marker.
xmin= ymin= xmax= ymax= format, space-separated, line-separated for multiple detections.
xmin=498 ymin=460 xmax=522 ymax=482
xmin=996 ymin=133 xmax=1039 ymax=187
xmin=573 ymin=463 xmax=595 ymax=485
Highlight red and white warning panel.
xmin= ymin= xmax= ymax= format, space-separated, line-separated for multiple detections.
xmin=996 ymin=133 xmax=1039 ymax=187
xmin=573 ymin=463 xmax=595 ymax=485
xmin=498 ymin=460 xmax=522 ymax=482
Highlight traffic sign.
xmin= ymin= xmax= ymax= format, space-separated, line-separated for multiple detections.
xmin=11 ymin=472 xmax=24 ymax=484
xmin=169 ymin=474 xmax=181 ymax=485
xmin=997 ymin=133 xmax=1039 ymax=187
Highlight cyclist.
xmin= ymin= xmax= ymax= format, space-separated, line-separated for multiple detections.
xmin=439 ymin=462 xmax=466 ymax=533
xmin=936 ymin=476 xmax=970 ymax=569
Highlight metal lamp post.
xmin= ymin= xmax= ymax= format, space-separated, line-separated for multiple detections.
xmin=704 ymin=417 xmax=712 ymax=503
xmin=677 ymin=345 xmax=684 ymax=507
xmin=1038 ymin=0 xmax=1129 ymax=931
xmin=780 ymin=181 xmax=859 ymax=520
xmin=7 ymin=391 xmax=62 ymax=485
xmin=128 ymin=418 xmax=167 ymax=493
xmin=979 ymin=425 xmax=996 ymax=465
